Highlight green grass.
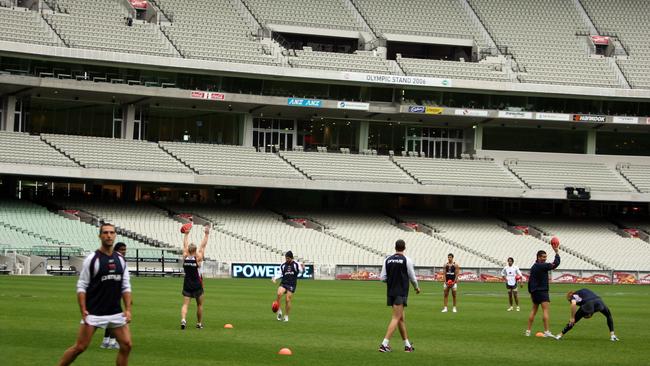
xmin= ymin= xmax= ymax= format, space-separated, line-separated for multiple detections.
xmin=0 ymin=277 xmax=648 ymax=365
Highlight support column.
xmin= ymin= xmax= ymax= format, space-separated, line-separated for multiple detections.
xmin=1 ymin=96 xmax=17 ymax=132
xmin=358 ymin=120 xmax=369 ymax=151
xmin=586 ymin=130 xmax=596 ymax=154
xmin=241 ymin=113 xmax=253 ymax=147
xmin=122 ymin=104 xmax=135 ymax=140
xmin=473 ymin=125 xmax=483 ymax=152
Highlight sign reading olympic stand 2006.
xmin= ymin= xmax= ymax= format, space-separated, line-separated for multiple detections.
xmin=231 ymin=263 xmax=314 ymax=279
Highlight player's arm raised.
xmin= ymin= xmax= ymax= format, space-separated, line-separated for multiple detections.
xmin=182 ymin=225 xmax=191 ymax=257
xmin=197 ymin=224 xmax=210 ymax=262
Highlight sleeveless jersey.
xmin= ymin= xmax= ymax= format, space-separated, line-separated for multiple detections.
xmin=445 ymin=263 xmax=457 ymax=281
xmin=183 ymin=256 xmax=203 ymax=292
xmin=85 ymin=250 xmax=127 ymax=316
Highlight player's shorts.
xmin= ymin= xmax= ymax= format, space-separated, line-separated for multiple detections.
xmin=182 ymin=288 xmax=204 ymax=298
xmin=281 ymin=284 xmax=296 ymax=293
xmin=443 ymin=282 xmax=458 ymax=290
xmin=530 ymin=291 xmax=550 ymax=304
xmin=81 ymin=313 xmax=127 ymax=329
xmin=506 ymin=283 xmax=518 ymax=291
xmin=580 ymin=299 xmax=606 ymax=316
xmin=387 ymin=295 xmax=408 ymax=307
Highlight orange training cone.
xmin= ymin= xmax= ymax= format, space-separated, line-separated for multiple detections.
xmin=224 ymin=324 xmax=233 ymax=329
xmin=535 ymin=332 xmax=544 ymax=337
xmin=278 ymin=348 xmax=292 ymax=355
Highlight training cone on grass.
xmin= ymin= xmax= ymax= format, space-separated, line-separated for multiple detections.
xmin=223 ymin=324 xmax=233 ymax=329
xmin=535 ymin=332 xmax=544 ymax=337
xmin=278 ymin=348 xmax=292 ymax=356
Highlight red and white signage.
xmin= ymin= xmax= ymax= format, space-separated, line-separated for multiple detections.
xmin=190 ymin=91 xmax=226 ymax=101
xmin=129 ymin=0 xmax=148 ymax=9
xmin=573 ymin=114 xmax=606 ymax=123
xmin=591 ymin=35 xmax=610 ymax=45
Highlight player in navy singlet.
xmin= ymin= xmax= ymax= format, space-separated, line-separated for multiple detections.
xmin=180 ymin=224 xmax=211 ymax=330
xmin=272 ymin=251 xmax=304 ymax=322
xmin=58 ymin=223 xmax=132 ymax=366
xmin=442 ymin=253 xmax=460 ymax=313
xmin=378 ymin=240 xmax=420 ymax=353
xmin=100 ymin=242 xmax=127 ymax=350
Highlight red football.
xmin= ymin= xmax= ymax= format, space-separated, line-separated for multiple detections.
xmin=180 ymin=222 xmax=193 ymax=234
xmin=446 ymin=280 xmax=454 ymax=286
xmin=550 ymin=236 xmax=560 ymax=249
xmin=515 ymin=275 xmax=522 ymax=281
xmin=272 ymin=301 xmax=280 ymax=313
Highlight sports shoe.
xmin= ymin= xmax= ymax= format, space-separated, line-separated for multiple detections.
xmin=378 ymin=344 xmax=392 ymax=353
xmin=507 ymin=306 xmax=513 ymax=312
xmin=100 ymin=340 xmax=110 ymax=349
xmin=276 ymin=309 xmax=283 ymax=321
xmin=196 ymin=323 xmax=204 ymax=329
xmin=180 ymin=320 xmax=186 ymax=330
xmin=543 ymin=331 xmax=555 ymax=338
xmin=441 ymin=307 xmax=448 ymax=313
xmin=283 ymin=316 xmax=289 ymax=322
xmin=452 ymin=307 xmax=457 ymax=313
xmin=525 ymin=330 xmax=531 ymax=337
xmin=516 ymin=306 xmax=520 ymax=312
xmin=109 ymin=340 xmax=120 ymax=350
xmin=610 ymin=335 xmax=619 ymax=342
xmin=404 ymin=345 xmax=415 ymax=352
xmin=555 ymin=335 xmax=562 ymax=340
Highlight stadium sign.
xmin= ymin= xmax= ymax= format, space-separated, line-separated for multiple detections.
xmin=612 ymin=116 xmax=639 ymax=124
xmin=190 ymin=91 xmax=226 ymax=101
xmin=573 ymin=114 xmax=606 ymax=122
xmin=287 ymin=98 xmax=323 ymax=108
xmin=231 ymin=263 xmax=314 ymax=280
xmin=342 ymin=72 xmax=452 ymax=88
xmin=408 ymin=106 xmax=444 ymax=115
xmin=337 ymin=101 xmax=370 ymax=111
xmin=498 ymin=111 xmax=533 ymax=119
xmin=535 ymin=112 xmax=571 ymax=121
xmin=454 ymin=108 xmax=489 ymax=117
xmin=408 ymin=106 xmax=426 ymax=113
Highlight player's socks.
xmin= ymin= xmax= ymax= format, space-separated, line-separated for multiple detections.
xmin=404 ymin=339 xmax=412 ymax=348
xmin=382 ymin=339 xmax=390 ymax=347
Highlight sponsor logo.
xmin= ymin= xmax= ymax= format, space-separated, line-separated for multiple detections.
xmin=337 ymin=101 xmax=370 ymax=111
xmin=231 ymin=263 xmax=314 ymax=279
xmin=498 ymin=111 xmax=533 ymax=119
xmin=646 ymin=118 xmax=650 ymax=125
xmin=536 ymin=113 xmax=571 ymax=121
xmin=454 ymin=109 xmax=489 ymax=117
xmin=287 ymin=98 xmax=322 ymax=108
xmin=190 ymin=91 xmax=226 ymax=101
xmin=612 ymin=116 xmax=639 ymax=124
xmin=408 ymin=106 xmax=426 ymax=113
xmin=573 ymin=114 xmax=606 ymax=122
xmin=425 ymin=106 xmax=444 ymax=115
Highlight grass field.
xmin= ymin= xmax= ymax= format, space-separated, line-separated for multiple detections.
xmin=1 ymin=277 xmax=649 ymax=365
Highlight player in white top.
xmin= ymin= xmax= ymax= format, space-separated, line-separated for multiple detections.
xmin=501 ymin=257 xmax=523 ymax=311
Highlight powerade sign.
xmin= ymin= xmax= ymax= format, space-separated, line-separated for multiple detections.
xmin=408 ymin=106 xmax=426 ymax=113
xmin=231 ymin=263 xmax=314 ymax=280
xmin=287 ymin=98 xmax=322 ymax=108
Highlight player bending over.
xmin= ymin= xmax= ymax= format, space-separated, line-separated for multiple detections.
xmin=555 ymin=288 xmax=619 ymax=341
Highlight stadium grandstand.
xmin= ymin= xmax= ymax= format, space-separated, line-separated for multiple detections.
xmin=0 ymin=0 xmax=649 ymax=285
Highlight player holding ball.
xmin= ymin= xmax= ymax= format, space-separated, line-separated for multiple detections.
xmin=525 ymin=237 xmax=560 ymax=337
xmin=442 ymin=253 xmax=460 ymax=313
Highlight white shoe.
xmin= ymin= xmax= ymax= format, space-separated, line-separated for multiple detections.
xmin=109 ymin=340 xmax=120 ymax=350
xmin=452 ymin=307 xmax=457 ymax=313
xmin=516 ymin=306 xmax=520 ymax=312
xmin=610 ymin=335 xmax=619 ymax=342
xmin=100 ymin=340 xmax=110 ymax=349
xmin=555 ymin=335 xmax=562 ymax=340
xmin=525 ymin=330 xmax=531 ymax=337
xmin=543 ymin=331 xmax=555 ymax=338
xmin=507 ymin=306 xmax=513 ymax=312
xmin=441 ymin=307 xmax=448 ymax=313
xmin=283 ymin=316 xmax=289 ymax=322
xmin=276 ymin=310 xmax=283 ymax=321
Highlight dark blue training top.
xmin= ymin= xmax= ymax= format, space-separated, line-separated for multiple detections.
xmin=528 ymin=254 xmax=560 ymax=293
xmin=571 ymin=288 xmax=601 ymax=306
xmin=280 ymin=261 xmax=301 ymax=288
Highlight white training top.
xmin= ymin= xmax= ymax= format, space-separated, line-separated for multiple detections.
xmin=501 ymin=265 xmax=522 ymax=286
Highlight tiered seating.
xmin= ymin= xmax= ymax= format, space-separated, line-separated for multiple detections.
xmin=394 ymin=157 xmax=522 ymax=189
xmin=0 ymin=200 xmax=144 ymax=250
xmin=352 ymin=0 xmax=486 ymax=46
xmin=290 ymin=49 xmax=391 ymax=74
xmin=519 ymin=218 xmax=650 ymax=270
xmin=403 ymin=215 xmax=598 ymax=270
xmin=507 ymin=160 xmax=632 ymax=192
xmin=43 ymin=0 xmax=174 ymax=56
xmin=0 ymin=224 xmax=48 ymax=248
xmin=619 ymin=164 xmax=650 ymax=193
xmin=172 ymin=206 xmax=377 ymax=265
xmin=468 ymin=0 xmax=619 ymax=87
xmin=0 ymin=132 xmax=77 ymax=167
xmin=397 ymin=56 xmax=510 ymax=82
xmin=159 ymin=142 xmax=304 ymax=179
xmin=42 ymin=134 xmax=190 ymax=173
xmin=154 ymin=0 xmax=277 ymax=65
xmin=0 ymin=7 xmax=61 ymax=46
xmin=244 ymin=0 xmax=361 ymax=30
xmin=581 ymin=0 xmax=650 ymax=89
xmin=283 ymin=210 xmax=494 ymax=267
xmin=279 ymin=151 xmax=414 ymax=184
